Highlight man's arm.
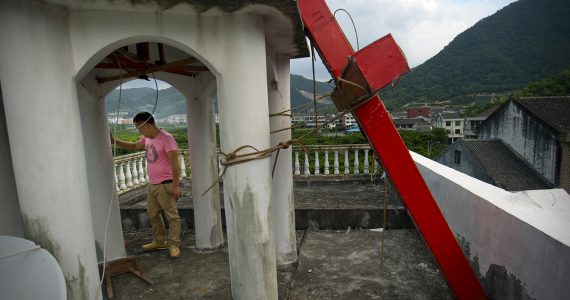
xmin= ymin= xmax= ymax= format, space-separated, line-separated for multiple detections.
xmin=110 ymin=132 xmax=144 ymax=152
xmin=167 ymin=150 xmax=182 ymax=199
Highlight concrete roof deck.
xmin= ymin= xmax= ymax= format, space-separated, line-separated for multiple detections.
xmin=106 ymin=228 xmax=453 ymax=299
xmin=112 ymin=179 xmax=454 ymax=299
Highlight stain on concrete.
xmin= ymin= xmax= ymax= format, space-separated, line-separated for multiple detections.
xmin=22 ymin=214 xmax=62 ymax=260
xmin=22 ymin=214 xmax=90 ymax=299
xmin=228 ymin=183 xmax=276 ymax=297
xmin=482 ymin=264 xmax=535 ymax=300
xmin=457 ymin=234 xmax=535 ymax=300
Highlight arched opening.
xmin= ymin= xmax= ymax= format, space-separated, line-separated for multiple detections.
xmin=76 ymin=40 xmax=223 ymax=270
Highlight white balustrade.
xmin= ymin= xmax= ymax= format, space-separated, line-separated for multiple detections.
xmin=179 ymin=154 xmax=187 ymax=178
xmin=344 ymin=150 xmax=350 ymax=175
xmin=294 ymin=152 xmax=300 ymax=175
xmin=304 ymin=153 xmax=310 ymax=176
xmin=138 ymin=158 xmax=145 ymax=183
xmin=132 ymin=160 xmax=139 ymax=185
xmin=118 ymin=163 xmax=127 ymax=190
xmin=125 ymin=161 xmax=133 ymax=187
xmin=324 ymin=151 xmax=330 ymax=175
xmin=354 ymin=150 xmax=360 ymax=174
xmin=334 ymin=151 xmax=339 ymax=175
xmin=314 ymin=151 xmax=320 ymax=175
xmin=364 ymin=149 xmax=369 ymax=174
xmin=114 ymin=168 xmax=119 ymax=191
xmin=112 ymin=146 xmax=381 ymax=195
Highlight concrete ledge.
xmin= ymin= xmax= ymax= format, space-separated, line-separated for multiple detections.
xmin=412 ymin=151 xmax=570 ymax=300
xmin=120 ymin=206 xmax=413 ymax=231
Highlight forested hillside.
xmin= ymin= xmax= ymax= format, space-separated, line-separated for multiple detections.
xmin=106 ymin=75 xmax=333 ymax=118
xmin=380 ymin=0 xmax=570 ymax=107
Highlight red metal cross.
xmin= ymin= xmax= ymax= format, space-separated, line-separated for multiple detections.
xmin=298 ymin=1 xmax=486 ymax=299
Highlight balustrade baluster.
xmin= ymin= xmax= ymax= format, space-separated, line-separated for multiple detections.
xmin=334 ymin=151 xmax=339 ymax=175
xmin=118 ymin=163 xmax=127 ymax=190
xmin=354 ymin=150 xmax=360 ymax=174
xmin=324 ymin=151 xmax=330 ymax=175
xmin=374 ymin=158 xmax=380 ymax=174
xmin=179 ymin=154 xmax=187 ymax=178
xmin=314 ymin=151 xmax=320 ymax=175
xmin=138 ymin=158 xmax=145 ymax=183
xmin=304 ymin=152 xmax=311 ymax=176
xmin=344 ymin=150 xmax=350 ymax=175
xmin=145 ymin=159 xmax=149 ymax=181
xmin=131 ymin=158 xmax=140 ymax=185
xmin=294 ymin=152 xmax=300 ymax=175
xmin=364 ymin=149 xmax=369 ymax=174
xmin=125 ymin=161 xmax=133 ymax=187
xmin=114 ymin=164 xmax=119 ymax=191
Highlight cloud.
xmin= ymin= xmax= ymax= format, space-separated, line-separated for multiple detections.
xmin=118 ymin=78 xmax=171 ymax=90
xmin=291 ymin=0 xmax=517 ymax=81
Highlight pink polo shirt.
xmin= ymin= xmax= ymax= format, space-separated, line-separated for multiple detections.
xmin=139 ymin=130 xmax=178 ymax=184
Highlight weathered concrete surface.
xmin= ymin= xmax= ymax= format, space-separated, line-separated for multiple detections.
xmin=105 ymin=229 xmax=452 ymax=299
xmin=289 ymin=230 xmax=453 ymax=300
xmin=120 ymin=179 xmax=413 ymax=231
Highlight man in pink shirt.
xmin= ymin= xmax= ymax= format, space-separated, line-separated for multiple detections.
xmin=111 ymin=112 xmax=182 ymax=258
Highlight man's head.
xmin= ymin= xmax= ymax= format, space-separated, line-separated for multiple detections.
xmin=133 ymin=112 xmax=157 ymax=137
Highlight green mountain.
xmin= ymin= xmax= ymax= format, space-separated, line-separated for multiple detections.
xmin=380 ymin=0 xmax=570 ymax=108
xmin=106 ymin=75 xmax=334 ymax=119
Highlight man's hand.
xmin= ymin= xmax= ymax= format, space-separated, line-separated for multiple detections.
xmin=172 ymin=185 xmax=182 ymax=200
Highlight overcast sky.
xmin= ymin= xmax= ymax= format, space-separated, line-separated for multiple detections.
xmin=123 ymin=0 xmax=516 ymax=89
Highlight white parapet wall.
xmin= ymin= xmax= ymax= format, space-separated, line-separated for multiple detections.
xmin=411 ymin=151 xmax=570 ymax=300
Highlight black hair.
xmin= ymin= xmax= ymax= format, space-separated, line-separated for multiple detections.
xmin=133 ymin=111 xmax=155 ymax=125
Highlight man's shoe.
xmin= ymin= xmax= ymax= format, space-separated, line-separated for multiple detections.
xmin=169 ymin=245 xmax=180 ymax=259
xmin=142 ymin=241 xmax=167 ymax=251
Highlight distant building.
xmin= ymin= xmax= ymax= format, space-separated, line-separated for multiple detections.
xmin=434 ymin=112 xmax=464 ymax=142
xmin=478 ymin=97 xmax=570 ymax=192
xmin=107 ymin=112 xmax=132 ymax=125
xmin=435 ymin=139 xmax=552 ymax=191
xmin=463 ymin=105 xmax=500 ymax=138
xmin=343 ymin=113 xmax=357 ymax=128
xmin=393 ymin=117 xmax=433 ymax=132
xmin=167 ymin=114 xmax=187 ymax=124
xmin=407 ymin=106 xmax=432 ymax=118
xmin=390 ymin=111 xmax=407 ymax=120
xmin=291 ymin=114 xmax=326 ymax=127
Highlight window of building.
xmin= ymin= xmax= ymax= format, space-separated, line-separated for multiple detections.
xmin=445 ymin=121 xmax=451 ymax=126
xmin=446 ymin=129 xmax=451 ymax=134
xmin=454 ymin=150 xmax=461 ymax=164
xmin=455 ymin=121 xmax=461 ymax=126
xmin=455 ymin=129 xmax=461 ymax=134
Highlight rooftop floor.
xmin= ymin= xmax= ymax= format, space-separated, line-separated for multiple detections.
xmin=106 ymin=228 xmax=453 ymax=299
xmin=110 ymin=179 xmax=454 ymax=299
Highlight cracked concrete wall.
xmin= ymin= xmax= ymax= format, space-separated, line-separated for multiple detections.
xmin=413 ymin=151 xmax=570 ymax=300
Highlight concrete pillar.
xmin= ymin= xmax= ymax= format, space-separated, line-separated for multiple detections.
xmin=0 ymin=2 xmax=101 ymax=299
xmin=218 ymin=14 xmax=277 ymax=299
xmin=184 ymin=74 xmax=225 ymax=249
xmin=0 ymin=85 xmax=24 ymax=237
xmin=267 ymin=53 xmax=297 ymax=267
xmin=78 ymin=75 xmax=126 ymax=262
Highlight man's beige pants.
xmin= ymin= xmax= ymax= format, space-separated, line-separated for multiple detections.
xmin=147 ymin=183 xmax=181 ymax=247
